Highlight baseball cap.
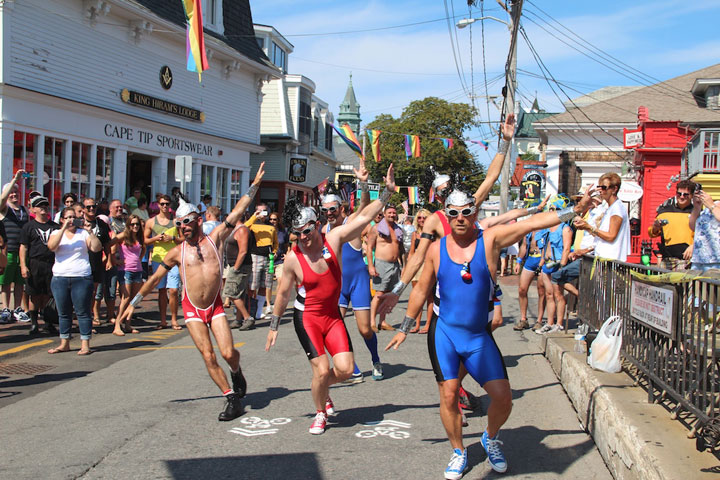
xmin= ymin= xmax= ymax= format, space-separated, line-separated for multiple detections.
xmin=30 ymin=196 xmax=50 ymax=208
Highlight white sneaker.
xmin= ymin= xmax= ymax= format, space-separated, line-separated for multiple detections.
xmin=14 ymin=308 xmax=30 ymax=323
xmin=309 ymin=411 xmax=327 ymax=435
xmin=343 ymin=372 xmax=364 ymax=384
xmin=548 ymin=324 xmax=564 ymax=333
xmin=325 ymin=397 xmax=336 ymax=416
xmin=372 ymin=362 xmax=384 ymax=380
xmin=535 ymin=324 xmax=552 ymax=334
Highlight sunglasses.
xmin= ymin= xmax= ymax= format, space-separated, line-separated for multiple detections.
xmin=417 ymin=216 xmax=427 ymax=220
xmin=159 ymin=202 xmax=170 ymax=206
xmin=677 ymin=192 xmax=691 ymax=198
xmin=175 ymin=216 xmax=198 ymax=227
xmin=320 ymin=206 xmax=338 ymax=214
xmin=598 ymin=185 xmax=611 ymax=191
xmin=445 ymin=206 xmax=476 ymax=218
xmin=292 ymin=222 xmax=316 ymax=236
xmin=269 ymin=218 xmax=278 ymax=221
xmin=85 ymin=205 xmax=96 ymax=210
xmin=130 ymin=223 xmax=141 ymax=227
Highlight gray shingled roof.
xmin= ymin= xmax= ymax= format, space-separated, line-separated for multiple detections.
xmin=131 ymin=0 xmax=269 ymax=66
xmin=537 ymin=63 xmax=720 ymax=126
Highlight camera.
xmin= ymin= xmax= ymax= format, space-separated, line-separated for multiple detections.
xmin=544 ymin=260 xmax=559 ymax=270
xmin=73 ymin=218 xmax=85 ymax=227
xmin=658 ymin=219 xmax=669 ymax=226
xmin=694 ymin=182 xmax=703 ymax=193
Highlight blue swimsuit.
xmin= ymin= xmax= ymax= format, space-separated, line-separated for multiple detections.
xmin=326 ymin=221 xmax=372 ymax=310
xmin=428 ymin=230 xmax=508 ymax=384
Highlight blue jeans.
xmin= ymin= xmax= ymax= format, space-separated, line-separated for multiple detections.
xmin=95 ymin=267 xmax=118 ymax=301
xmin=51 ymin=276 xmax=94 ymax=340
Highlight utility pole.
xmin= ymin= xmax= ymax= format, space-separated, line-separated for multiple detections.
xmin=499 ymin=0 xmax=523 ymax=214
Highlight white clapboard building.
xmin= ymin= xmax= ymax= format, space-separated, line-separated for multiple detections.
xmin=0 ymin=0 xmax=278 ymax=213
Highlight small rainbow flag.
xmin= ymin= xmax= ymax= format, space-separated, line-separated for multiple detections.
xmin=181 ymin=0 xmax=209 ymax=81
xmin=407 ymin=186 xmax=420 ymax=205
xmin=404 ymin=134 xmax=420 ymax=159
xmin=429 ymin=186 xmax=435 ymax=203
xmin=470 ymin=139 xmax=490 ymax=150
xmin=441 ymin=138 xmax=454 ymax=150
xmin=367 ymin=129 xmax=382 ymax=163
xmin=333 ymin=124 xmax=364 ymax=160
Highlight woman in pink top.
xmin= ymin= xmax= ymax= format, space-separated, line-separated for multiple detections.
xmin=109 ymin=214 xmax=146 ymax=336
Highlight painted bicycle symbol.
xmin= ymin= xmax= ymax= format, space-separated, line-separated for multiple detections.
xmin=229 ymin=417 xmax=292 ymax=437
xmin=355 ymin=420 xmax=411 ymax=439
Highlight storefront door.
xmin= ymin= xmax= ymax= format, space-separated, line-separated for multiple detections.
xmin=127 ymin=152 xmax=153 ymax=204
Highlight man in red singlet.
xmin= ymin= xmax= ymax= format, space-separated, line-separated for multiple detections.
xmin=118 ymin=164 xmax=266 ymax=422
xmin=265 ymin=164 xmax=396 ymax=435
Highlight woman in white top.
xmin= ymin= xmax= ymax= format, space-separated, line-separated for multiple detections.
xmin=574 ymin=172 xmax=630 ymax=262
xmin=46 ymin=207 xmax=102 ymax=355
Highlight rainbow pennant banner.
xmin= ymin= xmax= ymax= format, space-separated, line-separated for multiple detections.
xmin=181 ymin=0 xmax=209 ymax=81
xmin=470 ymin=139 xmax=490 ymax=150
xmin=407 ymin=186 xmax=420 ymax=205
xmin=367 ymin=129 xmax=382 ymax=163
xmin=333 ymin=124 xmax=364 ymax=160
xmin=404 ymin=134 xmax=420 ymax=159
xmin=441 ymin=138 xmax=454 ymax=150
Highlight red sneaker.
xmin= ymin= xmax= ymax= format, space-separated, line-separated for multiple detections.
xmin=309 ymin=411 xmax=327 ymax=435
xmin=325 ymin=397 xmax=336 ymax=416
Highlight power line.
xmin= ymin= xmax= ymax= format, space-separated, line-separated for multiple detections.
xmin=444 ymin=0 xmax=472 ymax=99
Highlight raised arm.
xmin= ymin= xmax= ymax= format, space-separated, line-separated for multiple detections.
xmin=0 ymin=170 xmax=24 ymax=215
xmin=210 ymin=162 xmax=265 ymax=245
xmin=348 ymin=158 xmax=371 ymax=220
xmin=473 ymin=114 xmax=515 ymax=206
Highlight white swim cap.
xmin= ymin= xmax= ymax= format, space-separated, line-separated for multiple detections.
xmin=175 ymin=197 xmax=199 ymax=218
xmin=432 ymin=174 xmax=451 ymax=190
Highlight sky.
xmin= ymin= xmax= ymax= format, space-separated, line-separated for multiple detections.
xmin=250 ymin=0 xmax=720 ymax=165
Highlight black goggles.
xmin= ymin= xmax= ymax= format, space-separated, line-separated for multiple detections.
xmin=445 ymin=206 xmax=476 ymax=218
xmin=292 ymin=222 xmax=316 ymax=236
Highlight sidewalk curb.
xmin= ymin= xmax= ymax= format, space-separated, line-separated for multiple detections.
xmin=542 ymin=335 xmax=718 ymax=480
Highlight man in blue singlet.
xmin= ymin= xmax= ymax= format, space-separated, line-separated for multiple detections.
xmin=321 ymin=158 xmax=382 ymax=381
xmin=386 ymin=189 xmax=593 ymax=479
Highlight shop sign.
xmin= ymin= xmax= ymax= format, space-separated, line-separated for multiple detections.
xmin=103 ymin=123 xmax=214 ymax=156
xmin=618 ymin=181 xmax=644 ymax=202
xmin=630 ymin=280 xmax=677 ymax=338
xmin=623 ymin=128 xmax=643 ymax=149
xmin=289 ymin=158 xmax=307 ymax=183
xmin=121 ymin=88 xmax=204 ymax=122
xmin=520 ymin=171 xmax=544 ymax=206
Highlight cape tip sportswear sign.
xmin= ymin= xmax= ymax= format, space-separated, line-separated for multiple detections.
xmin=121 ymin=89 xmax=205 ymax=122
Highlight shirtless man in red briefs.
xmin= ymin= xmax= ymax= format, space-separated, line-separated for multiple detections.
xmin=118 ymin=163 xmax=266 ymax=422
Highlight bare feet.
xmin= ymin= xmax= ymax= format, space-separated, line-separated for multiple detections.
xmin=112 ymin=329 xmax=125 ymax=336
xmin=171 ymin=324 xmax=183 ymax=330
xmin=379 ymin=322 xmax=395 ymax=331
xmin=48 ymin=346 xmax=70 ymax=354
xmin=156 ymin=323 xmax=169 ymax=330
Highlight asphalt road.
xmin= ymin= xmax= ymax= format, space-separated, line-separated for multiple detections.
xmin=1 ymin=279 xmax=611 ymax=479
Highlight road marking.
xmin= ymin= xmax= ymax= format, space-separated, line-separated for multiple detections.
xmin=0 ymin=339 xmax=53 ymax=357
xmin=229 ymin=427 xmax=279 ymax=437
xmin=228 ymin=417 xmax=292 ymax=437
xmin=130 ymin=342 xmax=245 ymax=351
xmin=356 ymin=420 xmax=412 ymax=439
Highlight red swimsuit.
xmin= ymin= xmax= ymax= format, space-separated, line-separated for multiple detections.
xmin=180 ymin=236 xmax=226 ymax=325
xmin=292 ymin=241 xmax=353 ymax=359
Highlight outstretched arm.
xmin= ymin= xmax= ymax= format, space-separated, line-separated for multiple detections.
xmin=473 ymin=114 xmax=515 ymax=206
xmin=211 ymin=162 xmax=265 ymax=245
xmin=266 ymin=253 xmax=299 ymax=351
xmin=117 ymin=247 xmax=179 ymax=324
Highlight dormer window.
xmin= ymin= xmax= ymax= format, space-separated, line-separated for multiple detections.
xmin=272 ymin=42 xmax=287 ymax=73
xmin=691 ymin=78 xmax=720 ymax=110
xmin=202 ymin=0 xmax=223 ymax=34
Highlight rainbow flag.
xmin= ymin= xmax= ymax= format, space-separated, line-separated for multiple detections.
xmin=333 ymin=124 xmax=364 ymax=160
xmin=429 ymin=186 xmax=435 ymax=203
xmin=441 ymin=138 xmax=454 ymax=150
xmin=181 ymin=0 xmax=209 ymax=81
xmin=404 ymin=134 xmax=420 ymax=159
xmin=367 ymin=129 xmax=381 ymax=163
xmin=470 ymin=139 xmax=490 ymax=150
xmin=407 ymin=186 xmax=420 ymax=205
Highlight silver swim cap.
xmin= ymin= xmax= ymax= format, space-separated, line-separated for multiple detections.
xmin=444 ymin=190 xmax=474 ymax=208
xmin=432 ymin=174 xmax=451 ymax=190
xmin=293 ymin=206 xmax=318 ymax=229
xmin=175 ymin=197 xmax=199 ymax=218
xmin=321 ymin=193 xmax=343 ymax=205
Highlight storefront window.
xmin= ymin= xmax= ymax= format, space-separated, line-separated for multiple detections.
xmin=200 ymin=165 xmax=214 ymax=202
xmin=13 ymin=131 xmax=37 ymax=207
xmin=44 ymin=137 xmax=65 ymax=214
xmin=217 ymin=167 xmax=228 ymax=213
xmin=95 ymin=146 xmax=114 ymax=201
xmin=71 ymin=142 xmax=91 ymax=200
xmin=230 ymin=169 xmax=242 ymax=206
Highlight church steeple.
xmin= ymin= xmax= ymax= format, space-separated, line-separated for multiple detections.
xmin=337 ymin=73 xmax=361 ymax=136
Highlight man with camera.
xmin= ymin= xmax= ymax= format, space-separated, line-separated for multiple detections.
xmin=649 ymin=180 xmax=697 ymax=271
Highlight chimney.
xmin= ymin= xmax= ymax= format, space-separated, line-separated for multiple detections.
xmin=637 ymin=106 xmax=649 ymax=123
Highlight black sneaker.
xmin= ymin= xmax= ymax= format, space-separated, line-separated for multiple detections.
xmin=237 ymin=318 xmax=255 ymax=331
xmin=231 ymin=368 xmax=247 ymax=398
xmin=28 ymin=323 xmax=40 ymax=336
xmin=45 ymin=323 xmax=59 ymax=335
xmin=218 ymin=393 xmax=243 ymax=421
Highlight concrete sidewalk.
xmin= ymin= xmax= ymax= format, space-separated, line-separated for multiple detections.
xmin=497 ymin=276 xmax=720 ymax=479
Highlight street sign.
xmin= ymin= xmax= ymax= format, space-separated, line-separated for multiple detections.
xmin=623 ymin=128 xmax=643 ymax=149
xmin=630 ymin=280 xmax=677 ymax=339
xmin=523 ymin=164 xmax=547 ymax=170
xmin=356 ymin=182 xmax=380 ymax=200
xmin=175 ymin=155 xmax=192 ymax=182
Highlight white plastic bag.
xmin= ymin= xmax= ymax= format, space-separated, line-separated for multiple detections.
xmin=587 ymin=315 xmax=623 ymax=373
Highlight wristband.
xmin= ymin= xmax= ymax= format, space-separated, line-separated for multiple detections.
xmin=499 ymin=138 xmax=511 ymax=154
xmin=224 ymin=220 xmax=236 ymax=229
xmin=420 ymin=232 xmax=434 ymax=241
xmin=245 ymin=183 xmax=259 ymax=199
xmin=526 ymin=206 xmax=539 ymax=215
xmin=379 ymin=186 xmax=392 ymax=204
xmin=130 ymin=294 xmax=144 ymax=307
xmin=556 ymin=207 xmax=576 ymax=224
xmin=359 ymin=181 xmax=369 ymax=194
xmin=391 ymin=281 xmax=408 ymax=296
xmin=398 ymin=316 xmax=415 ymax=335
xmin=269 ymin=314 xmax=281 ymax=331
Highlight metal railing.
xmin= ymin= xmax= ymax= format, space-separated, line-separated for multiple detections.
xmin=683 ymin=129 xmax=720 ymax=177
xmin=577 ymin=256 xmax=720 ymax=439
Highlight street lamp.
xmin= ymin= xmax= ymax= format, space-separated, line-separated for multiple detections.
xmin=456 ymin=16 xmax=509 ymax=29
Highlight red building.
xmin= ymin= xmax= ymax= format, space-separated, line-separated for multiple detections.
xmin=629 ymin=107 xmax=695 ymax=263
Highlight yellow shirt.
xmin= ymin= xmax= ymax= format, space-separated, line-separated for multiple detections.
xmin=150 ymin=219 xmax=178 ymax=262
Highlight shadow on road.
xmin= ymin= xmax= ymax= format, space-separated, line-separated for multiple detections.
xmin=165 ymin=452 xmax=323 ymax=479
xmin=91 ymin=340 xmax=160 ymax=352
xmin=0 ymin=370 xmax=90 ymax=390
xmin=325 ymin=401 xmax=439 ymax=430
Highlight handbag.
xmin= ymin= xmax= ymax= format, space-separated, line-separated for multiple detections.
xmin=587 ymin=315 xmax=623 ymax=373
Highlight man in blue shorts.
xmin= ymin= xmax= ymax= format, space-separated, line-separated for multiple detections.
xmin=321 ymin=158 xmax=381 ymax=381
xmin=386 ymin=189 xmax=593 ymax=478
